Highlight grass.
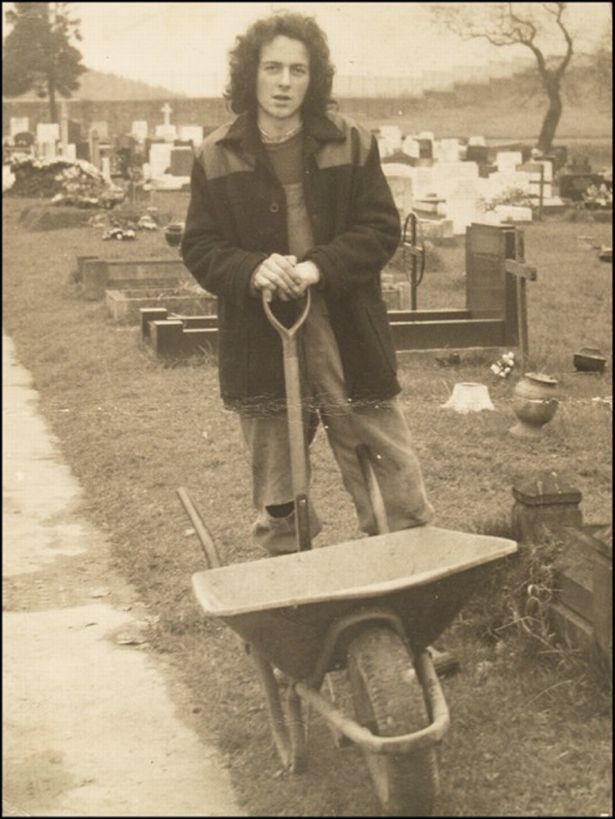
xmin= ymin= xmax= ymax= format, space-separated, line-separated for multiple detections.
xmin=2 ymin=193 xmax=612 ymax=816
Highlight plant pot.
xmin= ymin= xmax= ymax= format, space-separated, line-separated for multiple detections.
xmin=164 ymin=223 xmax=184 ymax=248
xmin=573 ymin=346 xmax=607 ymax=373
xmin=509 ymin=372 xmax=559 ymax=439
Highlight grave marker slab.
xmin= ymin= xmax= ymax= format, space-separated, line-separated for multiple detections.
xmin=131 ymin=121 xmax=149 ymax=141
xmin=178 ymin=125 xmax=204 ymax=145
xmin=36 ymin=123 xmax=60 ymax=144
xmin=10 ymin=117 xmax=29 ymax=137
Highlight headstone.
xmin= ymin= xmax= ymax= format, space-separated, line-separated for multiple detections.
xmin=36 ymin=123 xmax=60 ymax=144
xmin=177 ymin=125 xmax=204 ymax=145
xmin=445 ymin=178 xmax=484 ymax=235
xmin=466 ymin=144 xmax=488 ymax=163
xmin=149 ymin=142 xmax=174 ymax=178
xmin=402 ymin=136 xmax=420 ymax=159
xmin=496 ymin=151 xmax=523 ymax=173
xmin=382 ymin=164 xmax=414 ymax=220
xmin=90 ymin=121 xmax=109 ymax=140
xmin=131 ymin=120 xmax=149 ymax=141
xmin=10 ymin=117 xmax=29 ymax=137
xmin=437 ymin=139 xmax=462 ymax=162
xmin=377 ymin=137 xmax=394 ymax=159
xmin=155 ymin=124 xmax=178 ymax=142
xmin=62 ymin=144 xmax=77 ymax=162
xmin=169 ymin=147 xmax=194 ymax=176
xmin=155 ymin=103 xmax=177 ymax=142
xmin=101 ymin=156 xmax=112 ymax=183
xmin=412 ymin=166 xmax=435 ymax=199
xmin=379 ymin=125 xmax=403 ymax=152
xmin=39 ymin=140 xmax=57 ymax=160
xmin=494 ymin=204 xmax=533 ymax=223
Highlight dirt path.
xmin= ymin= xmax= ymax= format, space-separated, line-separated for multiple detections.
xmin=2 ymin=334 xmax=246 ymax=817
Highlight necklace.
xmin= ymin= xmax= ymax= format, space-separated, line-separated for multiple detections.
xmin=258 ymin=121 xmax=303 ymax=145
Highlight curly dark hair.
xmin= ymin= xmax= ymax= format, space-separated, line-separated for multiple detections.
xmin=224 ymin=12 xmax=335 ymax=116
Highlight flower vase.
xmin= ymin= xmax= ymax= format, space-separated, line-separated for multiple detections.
xmin=509 ymin=373 xmax=559 ymax=439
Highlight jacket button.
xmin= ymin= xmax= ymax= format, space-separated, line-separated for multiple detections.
xmin=269 ymin=201 xmax=280 ymax=213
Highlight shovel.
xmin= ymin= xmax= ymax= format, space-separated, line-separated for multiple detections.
xmin=262 ymin=289 xmax=313 ymax=550
xmin=263 ymin=288 xmax=394 ymax=551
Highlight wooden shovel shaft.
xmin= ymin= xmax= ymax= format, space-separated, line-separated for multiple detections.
xmin=280 ymin=335 xmax=311 ymax=550
xmin=262 ymin=291 xmax=313 ymax=550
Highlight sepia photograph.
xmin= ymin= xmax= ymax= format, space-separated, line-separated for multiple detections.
xmin=2 ymin=2 xmax=612 ymax=816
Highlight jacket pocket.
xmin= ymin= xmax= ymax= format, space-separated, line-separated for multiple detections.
xmin=364 ymin=299 xmax=397 ymax=375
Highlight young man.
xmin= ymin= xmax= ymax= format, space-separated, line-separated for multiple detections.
xmin=181 ymin=12 xmax=434 ymax=554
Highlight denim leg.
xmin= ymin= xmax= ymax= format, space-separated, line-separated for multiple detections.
xmin=239 ymin=412 xmax=322 ymax=554
xmin=301 ymin=292 xmax=434 ymax=535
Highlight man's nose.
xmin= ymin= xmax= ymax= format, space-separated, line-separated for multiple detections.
xmin=277 ymin=68 xmax=291 ymax=87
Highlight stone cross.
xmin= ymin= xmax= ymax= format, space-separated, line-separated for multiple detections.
xmin=161 ymin=103 xmax=173 ymax=126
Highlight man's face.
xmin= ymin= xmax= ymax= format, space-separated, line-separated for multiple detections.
xmin=256 ymin=35 xmax=310 ymax=125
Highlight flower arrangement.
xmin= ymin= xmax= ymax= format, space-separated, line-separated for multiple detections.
xmin=490 ymin=351 xmax=516 ymax=378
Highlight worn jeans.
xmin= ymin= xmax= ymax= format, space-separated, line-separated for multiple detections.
xmin=239 ymin=290 xmax=434 ymax=554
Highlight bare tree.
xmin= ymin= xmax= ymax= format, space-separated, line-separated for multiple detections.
xmin=431 ymin=2 xmax=575 ymax=154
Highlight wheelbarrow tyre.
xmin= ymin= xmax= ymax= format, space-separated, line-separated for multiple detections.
xmin=347 ymin=626 xmax=438 ymax=817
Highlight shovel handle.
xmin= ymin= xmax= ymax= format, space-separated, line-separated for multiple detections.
xmin=262 ymin=289 xmax=312 ymax=550
xmin=262 ymin=288 xmax=311 ymax=339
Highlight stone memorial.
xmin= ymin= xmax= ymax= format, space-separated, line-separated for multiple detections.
xmin=10 ymin=117 xmax=29 ymax=137
xmin=90 ymin=121 xmax=109 ymax=140
xmin=178 ymin=125 xmax=204 ymax=145
xmin=131 ymin=121 xmax=149 ymax=141
xmin=36 ymin=123 xmax=60 ymax=145
xmin=149 ymin=143 xmax=174 ymax=178
xmin=495 ymin=151 xmax=523 ymax=173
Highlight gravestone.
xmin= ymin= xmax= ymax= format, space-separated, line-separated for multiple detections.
xmin=437 ymin=139 xmax=462 ymax=163
xmin=10 ymin=117 xmax=29 ymax=137
xmin=155 ymin=124 xmax=178 ymax=142
xmin=155 ymin=103 xmax=177 ymax=142
xmin=131 ymin=121 xmax=149 ymax=141
xmin=465 ymin=222 xmax=516 ymax=316
xmin=169 ymin=147 xmax=194 ymax=176
xmin=177 ymin=125 xmax=204 ymax=145
xmin=36 ymin=123 xmax=60 ymax=146
xmin=402 ymin=136 xmax=420 ymax=160
xmin=379 ymin=125 xmax=403 ymax=152
xmin=496 ymin=151 xmax=523 ymax=173
xmin=90 ymin=121 xmax=109 ymax=140
xmin=445 ymin=179 xmax=484 ymax=235
xmin=382 ymin=164 xmax=414 ymax=221
xmin=149 ymin=143 xmax=174 ymax=178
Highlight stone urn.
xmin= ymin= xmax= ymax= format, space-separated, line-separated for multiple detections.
xmin=164 ymin=222 xmax=184 ymax=249
xmin=509 ymin=372 xmax=559 ymax=439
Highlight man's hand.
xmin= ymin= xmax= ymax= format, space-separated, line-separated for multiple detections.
xmin=251 ymin=254 xmax=301 ymax=302
xmin=291 ymin=261 xmax=321 ymax=296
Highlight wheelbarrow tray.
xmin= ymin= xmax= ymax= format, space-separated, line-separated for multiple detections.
xmin=192 ymin=526 xmax=516 ymax=679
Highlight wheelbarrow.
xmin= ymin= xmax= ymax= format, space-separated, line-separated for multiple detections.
xmin=180 ymin=291 xmax=518 ymax=816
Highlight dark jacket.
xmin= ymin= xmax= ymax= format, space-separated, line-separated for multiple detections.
xmin=181 ymin=110 xmax=402 ymax=411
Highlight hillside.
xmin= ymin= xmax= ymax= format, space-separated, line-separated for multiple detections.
xmin=3 ymin=68 xmax=186 ymax=102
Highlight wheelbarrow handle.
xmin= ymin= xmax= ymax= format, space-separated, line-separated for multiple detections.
xmin=262 ymin=288 xmax=311 ymax=339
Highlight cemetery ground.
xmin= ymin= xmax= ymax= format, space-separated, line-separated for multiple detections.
xmin=2 ymin=191 xmax=612 ymax=817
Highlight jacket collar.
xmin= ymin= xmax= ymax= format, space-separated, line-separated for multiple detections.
xmin=216 ymin=110 xmax=345 ymax=159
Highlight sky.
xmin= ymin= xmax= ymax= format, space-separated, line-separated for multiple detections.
xmin=3 ymin=2 xmax=612 ymax=97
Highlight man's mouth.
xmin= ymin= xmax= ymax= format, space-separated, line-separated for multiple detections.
xmin=273 ymin=95 xmax=291 ymax=102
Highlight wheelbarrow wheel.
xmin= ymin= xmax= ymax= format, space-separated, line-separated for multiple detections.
xmin=347 ymin=626 xmax=439 ymax=817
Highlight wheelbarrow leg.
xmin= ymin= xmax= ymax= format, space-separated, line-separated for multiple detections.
xmin=251 ymin=648 xmax=307 ymax=773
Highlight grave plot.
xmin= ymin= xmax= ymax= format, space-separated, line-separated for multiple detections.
xmin=106 ymin=286 xmax=216 ymax=325
xmin=140 ymin=223 xmax=534 ymax=360
xmin=512 ymin=472 xmax=612 ymax=675
xmin=81 ymin=257 xmax=191 ymax=300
